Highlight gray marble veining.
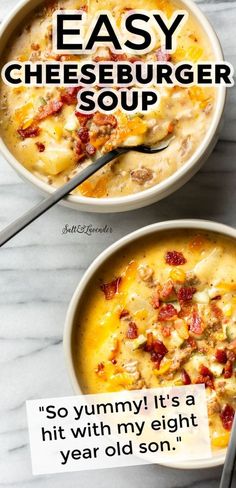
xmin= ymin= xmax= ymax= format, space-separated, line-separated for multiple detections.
xmin=0 ymin=1 xmax=236 ymax=487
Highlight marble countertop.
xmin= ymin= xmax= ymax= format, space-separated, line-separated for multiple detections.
xmin=0 ymin=1 xmax=235 ymax=487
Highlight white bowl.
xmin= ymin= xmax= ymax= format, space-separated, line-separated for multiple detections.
xmin=0 ymin=0 xmax=226 ymax=213
xmin=64 ymin=219 xmax=236 ymax=469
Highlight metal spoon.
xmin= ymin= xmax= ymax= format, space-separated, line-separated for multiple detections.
xmin=0 ymin=137 xmax=172 ymax=247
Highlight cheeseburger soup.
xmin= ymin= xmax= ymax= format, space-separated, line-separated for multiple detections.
xmin=0 ymin=0 xmax=215 ymax=198
xmin=74 ymin=230 xmax=236 ymax=448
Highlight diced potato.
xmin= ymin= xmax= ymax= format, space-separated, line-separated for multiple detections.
xmin=193 ymin=290 xmax=210 ymax=304
xmin=64 ymin=113 xmax=79 ymax=132
xmin=210 ymin=362 xmax=224 ymax=378
xmin=39 ymin=145 xmax=74 ymax=175
xmin=132 ymin=334 xmax=147 ymax=351
xmin=39 ymin=119 xmax=63 ymax=141
xmin=194 ymin=248 xmax=222 ymax=283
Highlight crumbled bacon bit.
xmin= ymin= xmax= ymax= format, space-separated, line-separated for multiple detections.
xmin=18 ymin=125 xmax=40 ymax=139
xmin=165 ymin=251 xmax=187 ymax=266
xmin=110 ymin=52 xmax=128 ymax=62
xmin=156 ymin=48 xmax=172 ymax=62
xmin=211 ymin=302 xmax=223 ymax=320
xmin=85 ymin=143 xmax=96 ymax=156
xmin=224 ymin=360 xmax=233 ymax=379
xmin=144 ymin=335 xmax=168 ymax=368
xmin=61 ymin=87 xmax=81 ymax=105
xmin=181 ymin=369 xmax=191 ymax=385
xmin=177 ymin=286 xmax=196 ymax=303
xmin=75 ymin=112 xmax=93 ymax=126
xmin=215 ymin=349 xmax=227 ymax=364
xmin=151 ymin=293 xmax=160 ymax=309
xmin=160 ymin=279 xmax=175 ymax=300
xmin=211 ymin=295 xmax=222 ymax=301
xmin=227 ymin=350 xmax=236 ymax=361
xmin=161 ymin=324 xmax=171 ymax=337
xmin=75 ymin=140 xmax=84 ymax=156
xmin=150 ymin=340 xmax=168 ymax=369
xmin=189 ymin=308 xmax=204 ymax=335
xmin=100 ymin=277 xmax=121 ymax=300
xmin=158 ymin=303 xmax=178 ymax=321
xmin=196 ymin=365 xmax=214 ymax=389
xmin=119 ymin=309 xmax=129 ymax=319
xmin=220 ymin=404 xmax=235 ymax=431
xmin=95 ymin=362 xmax=104 ymax=374
xmin=126 ymin=322 xmax=138 ymax=339
xmin=78 ymin=127 xmax=90 ymax=143
xmin=178 ymin=302 xmax=194 ymax=319
xmin=93 ymin=113 xmax=117 ymax=127
xmin=35 ymin=142 xmax=45 ymax=152
xmin=186 ymin=336 xmax=197 ymax=349
xmin=37 ymin=99 xmax=63 ymax=120
xmin=80 ymin=4 xmax=88 ymax=11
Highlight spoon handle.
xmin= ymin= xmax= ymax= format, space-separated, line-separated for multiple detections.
xmin=0 ymin=147 xmax=127 ymax=247
xmin=219 ymin=414 xmax=236 ymax=488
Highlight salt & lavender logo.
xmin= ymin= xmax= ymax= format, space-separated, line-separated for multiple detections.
xmin=62 ymin=224 xmax=113 ymax=236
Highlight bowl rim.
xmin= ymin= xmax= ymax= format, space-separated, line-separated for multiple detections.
xmin=64 ymin=219 xmax=236 ymax=470
xmin=0 ymin=0 xmax=226 ymax=211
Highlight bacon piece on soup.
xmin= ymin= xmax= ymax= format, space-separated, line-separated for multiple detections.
xmin=85 ymin=143 xmax=96 ymax=156
xmin=151 ymin=293 xmax=160 ymax=309
xmin=61 ymin=87 xmax=81 ymax=105
xmin=177 ymin=286 xmax=196 ymax=303
xmin=75 ymin=112 xmax=93 ymax=126
xmin=160 ymin=279 xmax=175 ymax=300
xmin=224 ymin=360 xmax=233 ymax=379
xmin=189 ymin=308 xmax=204 ymax=335
xmin=35 ymin=142 xmax=45 ymax=152
xmin=181 ymin=369 xmax=191 ymax=385
xmin=93 ymin=113 xmax=117 ymax=127
xmin=158 ymin=303 xmax=178 ymax=321
xmin=37 ymin=99 xmax=63 ymax=120
xmin=215 ymin=349 xmax=227 ymax=364
xmin=150 ymin=340 xmax=168 ymax=369
xmin=165 ymin=251 xmax=187 ymax=266
xmin=126 ymin=322 xmax=138 ymax=339
xmin=119 ymin=309 xmax=130 ymax=319
xmin=78 ymin=127 xmax=90 ymax=143
xmin=18 ymin=125 xmax=40 ymax=139
xmin=220 ymin=404 xmax=235 ymax=431
xmin=196 ymin=365 xmax=215 ymax=390
xmin=100 ymin=277 xmax=121 ymax=300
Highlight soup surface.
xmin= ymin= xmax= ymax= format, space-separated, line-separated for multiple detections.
xmin=0 ymin=0 xmax=215 ymax=197
xmin=74 ymin=230 xmax=236 ymax=448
